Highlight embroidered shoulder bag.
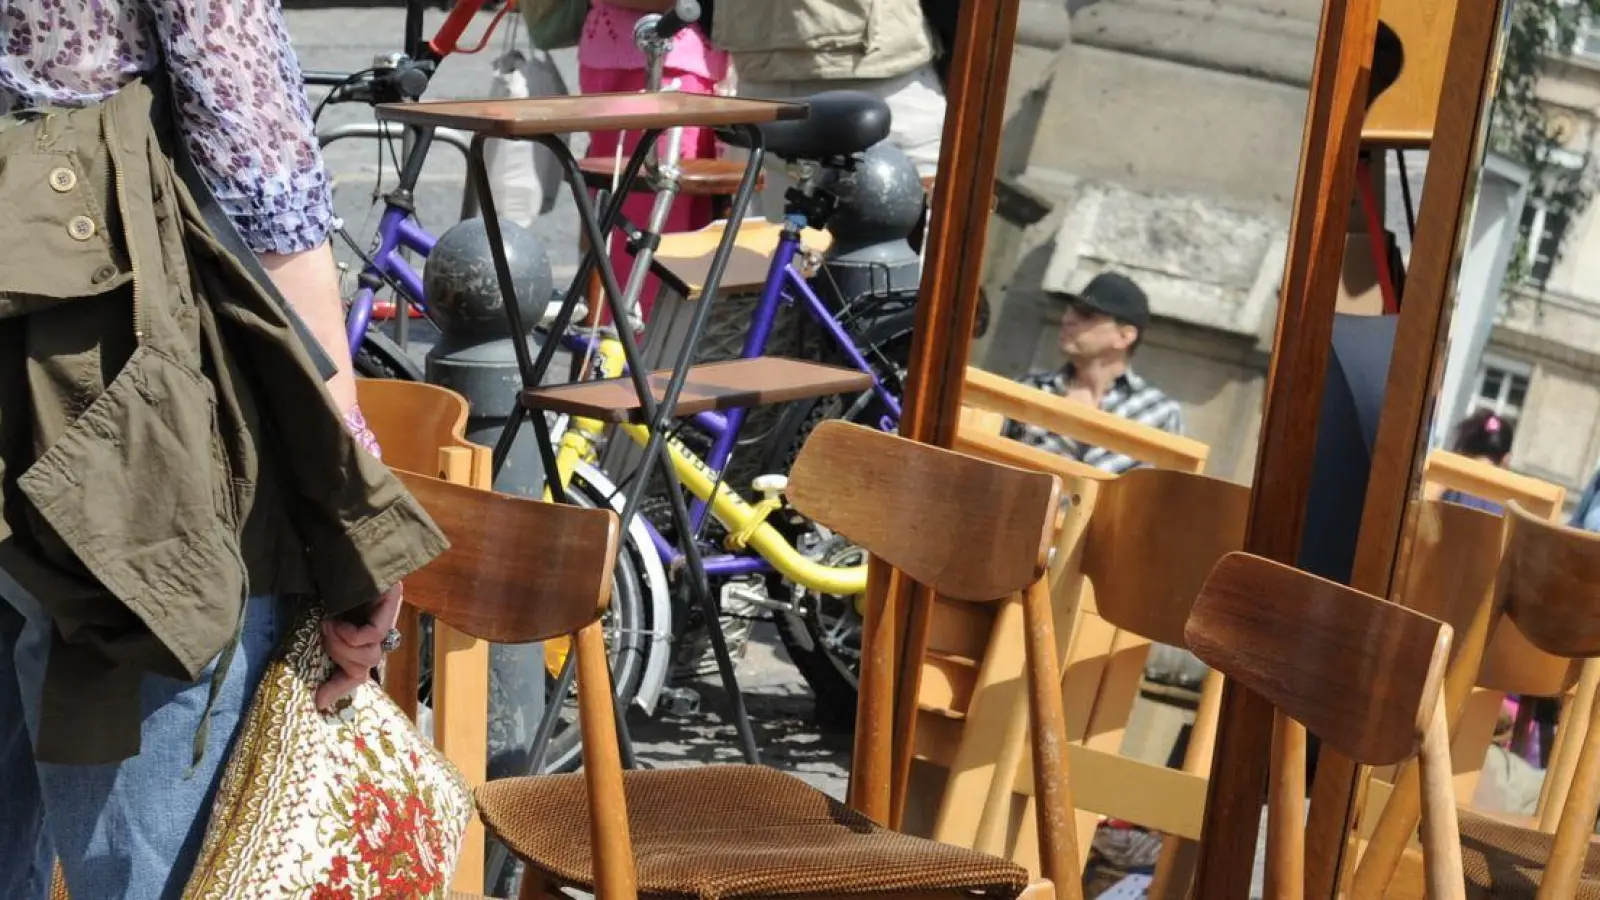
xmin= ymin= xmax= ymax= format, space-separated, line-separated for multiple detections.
xmin=182 ymin=607 xmax=472 ymax=899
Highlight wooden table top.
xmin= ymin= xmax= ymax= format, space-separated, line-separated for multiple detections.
xmin=376 ymin=92 xmax=807 ymax=139
xmin=520 ymin=357 xmax=873 ymax=424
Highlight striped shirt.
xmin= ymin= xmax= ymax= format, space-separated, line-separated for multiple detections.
xmin=1002 ymin=364 xmax=1185 ymax=475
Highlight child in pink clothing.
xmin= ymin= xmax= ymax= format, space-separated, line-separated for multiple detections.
xmin=580 ymin=1 xmax=728 ymax=323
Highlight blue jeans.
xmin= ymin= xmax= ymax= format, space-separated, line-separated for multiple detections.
xmin=0 ymin=585 xmax=287 ymax=900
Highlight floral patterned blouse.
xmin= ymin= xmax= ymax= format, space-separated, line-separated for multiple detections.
xmin=0 ymin=0 xmax=332 ymax=256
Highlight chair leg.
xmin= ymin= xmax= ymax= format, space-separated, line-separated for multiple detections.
xmin=1019 ymin=880 xmax=1058 ymax=900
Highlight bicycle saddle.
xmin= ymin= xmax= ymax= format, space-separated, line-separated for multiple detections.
xmin=722 ymin=90 xmax=892 ymax=162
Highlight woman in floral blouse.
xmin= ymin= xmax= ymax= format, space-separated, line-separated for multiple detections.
xmin=0 ymin=3 xmax=400 ymax=898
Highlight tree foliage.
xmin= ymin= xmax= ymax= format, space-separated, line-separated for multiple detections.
xmin=1492 ymin=0 xmax=1600 ymax=289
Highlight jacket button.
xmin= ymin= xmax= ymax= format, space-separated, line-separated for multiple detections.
xmin=49 ymin=167 xmax=77 ymax=192
xmin=91 ymin=264 xmax=119 ymax=284
xmin=67 ymin=216 xmax=97 ymax=241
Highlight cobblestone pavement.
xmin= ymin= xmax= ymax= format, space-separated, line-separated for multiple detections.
xmin=287 ymin=4 xmax=852 ymax=801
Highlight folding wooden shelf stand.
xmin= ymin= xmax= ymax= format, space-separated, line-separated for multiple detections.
xmin=375 ymin=93 xmax=873 ymax=766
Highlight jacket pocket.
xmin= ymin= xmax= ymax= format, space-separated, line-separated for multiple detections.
xmin=0 ymin=110 xmax=133 ymax=319
xmin=17 ymin=343 xmax=246 ymax=681
xmin=713 ymin=0 xmax=871 ymax=54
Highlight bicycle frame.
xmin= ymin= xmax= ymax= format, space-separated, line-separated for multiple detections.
xmin=548 ymin=219 xmax=904 ymax=598
xmin=344 ymin=205 xmax=436 ymax=354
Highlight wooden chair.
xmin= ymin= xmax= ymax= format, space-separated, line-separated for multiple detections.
xmin=1341 ymin=455 xmax=1585 ymax=896
xmin=357 ymin=377 xmax=496 ymax=895
xmin=387 ymin=466 xmax=623 ymax=900
xmin=1353 ymin=503 xmax=1600 ymax=899
xmin=1185 ymin=552 xmax=1465 ymax=900
xmin=1411 ymin=451 xmax=1573 ymax=807
xmin=475 ymin=419 xmax=1073 ymax=900
xmin=907 ymin=366 xmax=1234 ymax=899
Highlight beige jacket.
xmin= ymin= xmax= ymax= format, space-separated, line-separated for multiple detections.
xmin=714 ymin=0 xmax=935 ymax=83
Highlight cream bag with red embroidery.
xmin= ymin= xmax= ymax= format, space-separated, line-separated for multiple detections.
xmin=183 ymin=608 xmax=472 ymax=900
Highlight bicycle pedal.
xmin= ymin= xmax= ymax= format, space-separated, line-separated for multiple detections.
xmin=723 ymin=578 xmax=794 ymax=615
xmin=660 ymin=686 xmax=701 ymax=717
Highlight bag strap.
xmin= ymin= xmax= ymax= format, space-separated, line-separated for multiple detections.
xmin=148 ymin=74 xmax=340 ymax=381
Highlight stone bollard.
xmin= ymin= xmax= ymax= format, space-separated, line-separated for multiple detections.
xmin=421 ymin=215 xmax=552 ymax=783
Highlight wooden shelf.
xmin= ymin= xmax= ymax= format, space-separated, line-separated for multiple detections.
xmin=653 ymin=219 xmax=832 ymax=298
xmin=578 ymin=157 xmax=763 ymax=198
xmin=375 ymin=93 xmax=806 ymax=139
xmin=522 ymin=357 xmax=875 ymax=423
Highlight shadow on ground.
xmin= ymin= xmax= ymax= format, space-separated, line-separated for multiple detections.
xmin=628 ymin=627 xmax=854 ymax=798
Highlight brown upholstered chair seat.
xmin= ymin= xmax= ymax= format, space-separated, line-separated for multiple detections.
xmin=1459 ymin=809 xmax=1600 ymax=898
xmin=476 ymin=765 xmax=1031 ymax=899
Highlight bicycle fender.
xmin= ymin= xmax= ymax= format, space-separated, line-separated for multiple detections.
xmin=573 ymin=460 xmax=674 ymax=716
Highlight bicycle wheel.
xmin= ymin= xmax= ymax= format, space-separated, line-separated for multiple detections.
xmin=353 ymin=329 xmax=425 ymax=381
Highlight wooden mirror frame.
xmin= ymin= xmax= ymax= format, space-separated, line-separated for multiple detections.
xmin=850 ymin=0 xmax=1025 ymax=825
xmin=1302 ymin=2 xmax=1510 ymax=895
xmin=878 ymin=0 xmax=1513 ymax=895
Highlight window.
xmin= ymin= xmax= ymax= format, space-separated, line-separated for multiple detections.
xmin=1519 ymin=200 xmax=1571 ymax=286
xmin=1471 ymin=356 xmax=1533 ymax=427
xmin=1578 ymin=19 xmax=1600 ymax=59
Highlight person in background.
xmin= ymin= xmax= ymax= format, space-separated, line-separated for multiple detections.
xmin=577 ymin=0 xmax=728 ymax=322
xmin=706 ymin=0 xmax=948 ymax=218
xmin=1002 ymin=272 xmax=1184 ymax=474
xmin=1433 ymin=409 xmax=1516 ymax=514
xmin=0 ymin=2 xmax=442 ymax=898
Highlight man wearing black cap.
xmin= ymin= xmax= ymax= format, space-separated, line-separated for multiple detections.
xmin=1003 ymin=271 xmax=1184 ymax=474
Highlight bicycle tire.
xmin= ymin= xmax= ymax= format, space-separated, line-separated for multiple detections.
xmin=766 ymin=329 xmax=913 ymax=727
xmin=353 ymin=330 xmax=426 ymax=381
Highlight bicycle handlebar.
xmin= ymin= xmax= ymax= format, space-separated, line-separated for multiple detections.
xmin=426 ymin=0 xmax=493 ymax=60
xmin=302 ymin=71 xmax=352 ymax=88
xmin=654 ymin=0 xmax=702 ymax=40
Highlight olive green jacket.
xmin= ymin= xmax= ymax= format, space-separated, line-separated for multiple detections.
xmin=713 ymin=0 xmax=935 ymax=83
xmin=0 ymin=80 xmax=449 ymax=765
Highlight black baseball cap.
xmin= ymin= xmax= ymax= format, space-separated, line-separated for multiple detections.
xmin=1052 ymin=272 xmax=1150 ymax=332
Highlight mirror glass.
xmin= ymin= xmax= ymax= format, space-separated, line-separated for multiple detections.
xmin=1417 ymin=0 xmax=1598 ymax=525
xmin=965 ymin=0 xmax=1337 ymax=485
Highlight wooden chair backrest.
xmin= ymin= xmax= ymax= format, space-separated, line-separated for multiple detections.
xmin=393 ymin=470 xmax=620 ymax=644
xmin=357 ymin=377 xmax=484 ymax=477
xmin=1400 ymin=498 xmax=1575 ymax=698
xmin=1082 ymin=468 xmax=1251 ymax=647
xmin=1424 ymin=451 xmax=1567 ymax=519
xmin=789 ymin=420 xmax=1057 ymax=602
xmin=787 ymin=420 xmax=1083 ymax=895
xmin=1189 ymin=553 xmax=1453 ymax=768
xmin=1502 ymin=502 xmax=1600 ymax=659
xmin=1187 ymin=553 xmax=1465 ymax=900
xmin=957 ymin=366 xmax=1210 ymax=478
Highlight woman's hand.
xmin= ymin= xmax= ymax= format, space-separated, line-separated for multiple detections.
xmin=316 ymin=583 xmax=405 ymax=711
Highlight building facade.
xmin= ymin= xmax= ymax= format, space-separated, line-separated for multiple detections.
xmin=1467 ymin=36 xmax=1600 ymax=503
